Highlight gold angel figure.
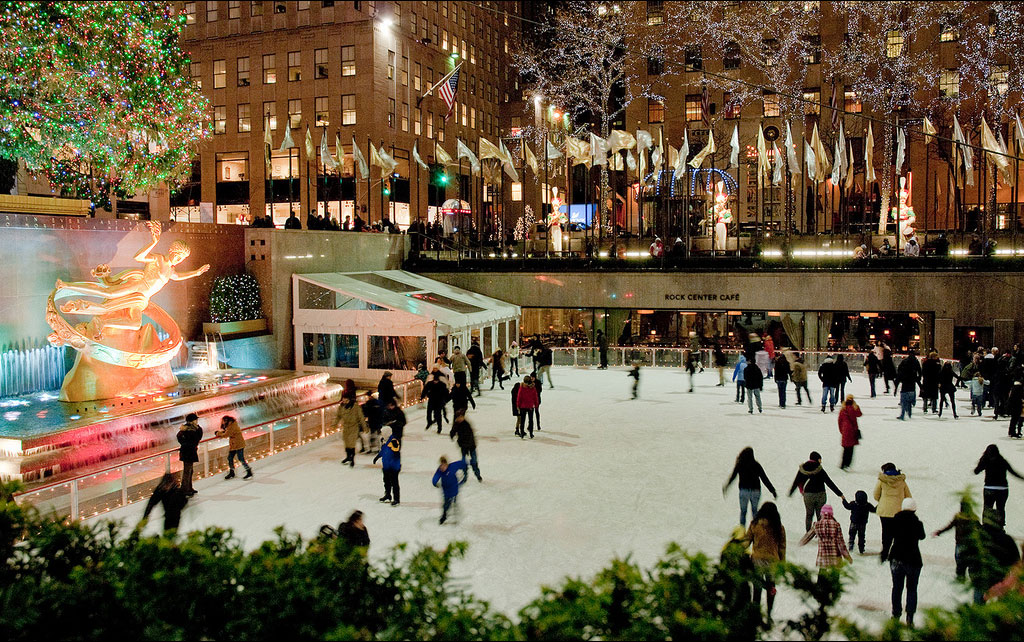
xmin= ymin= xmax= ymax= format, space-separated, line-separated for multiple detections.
xmin=56 ymin=222 xmax=210 ymax=338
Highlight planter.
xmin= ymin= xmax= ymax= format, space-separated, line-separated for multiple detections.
xmin=203 ymin=318 xmax=268 ymax=336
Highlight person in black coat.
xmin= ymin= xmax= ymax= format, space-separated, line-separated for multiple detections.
xmin=743 ymin=357 xmax=764 ymax=414
xmin=817 ymin=356 xmax=842 ymax=413
xmin=420 ymin=372 xmax=450 ymax=433
xmin=383 ymin=398 xmax=406 ymax=442
xmin=773 ymin=353 xmax=791 ymax=409
xmin=723 ymin=446 xmax=777 ymax=526
xmin=450 ymin=380 xmax=477 ymax=416
xmin=895 ymin=352 xmax=922 ymax=420
xmin=865 ymin=351 xmax=881 ymax=398
xmin=284 ymin=213 xmax=302 ymax=229
xmin=450 ymin=411 xmax=482 ymax=481
xmin=938 ymin=362 xmax=962 ymax=418
xmin=920 ymin=353 xmax=942 ymax=414
xmin=968 ymin=508 xmax=1022 ymax=604
xmin=788 ymin=451 xmax=845 ymax=531
xmin=176 ymin=413 xmax=203 ymax=496
xmin=141 ymin=473 xmax=188 ymax=531
xmin=376 ymin=371 xmax=399 ymax=407
xmin=1006 ymin=381 xmax=1024 ymax=438
xmin=888 ymin=498 xmax=925 ymax=627
xmin=337 ymin=510 xmax=370 ymax=548
xmin=834 ymin=354 xmax=853 ymax=401
xmin=974 ymin=444 xmax=1024 ymax=518
xmin=466 ymin=340 xmax=484 ymax=395
xmin=510 ymin=380 xmax=523 ymax=436
xmin=841 ymin=490 xmax=877 ymax=554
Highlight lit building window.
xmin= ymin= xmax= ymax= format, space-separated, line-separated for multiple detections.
xmin=237 ymin=103 xmax=251 ymax=133
xmin=803 ymin=89 xmax=820 ymax=115
xmin=763 ymin=93 xmax=780 ymax=118
xmin=263 ymin=54 xmax=276 ymax=84
xmin=341 ymin=46 xmax=355 ymax=76
xmin=184 ymin=2 xmax=196 ymax=24
xmin=389 ymin=98 xmax=396 ymax=128
xmin=414 ymin=62 xmax=421 ymax=91
xmin=844 ymin=90 xmax=862 ymax=113
xmin=213 ymin=59 xmax=226 ymax=88
xmin=251 ymin=1 xmax=263 ymax=16
xmin=723 ymin=93 xmax=741 ymax=119
xmin=229 ymin=0 xmax=241 ymax=19
xmin=214 ymin=105 xmax=226 ymax=134
xmin=190 ymin=62 xmax=202 ymax=90
xmin=647 ymin=0 xmax=664 ymax=25
xmin=414 ymin=109 xmax=422 ymax=135
xmin=427 ymin=111 xmax=434 ymax=138
xmin=940 ymin=20 xmax=960 ymax=42
xmin=939 ymin=69 xmax=960 ymax=98
xmin=288 ymin=51 xmax=301 ymax=82
xmin=315 ymin=96 xmax=329 ymax=127
xmin=315 ymin=48 xmax=329 ymax=79
xmin=402 ymin=102 xmax=409 ymax=132
xmin=990 ymin=64 xmax=1009 ymax=97
xmin=288 ymin=98 xmax=302 ymax=129
xmin=387 ymin=51 xmax=395 ymax=80
xmin=263 ymin=101 xmax=277 ymax=131
xmin=342 ymin=94 xmax=356 ymax=125
xmin=207 ymin=2 xmax=219 ymax=22
xmin=237 ymin=57 xmax=250 ymax=86
xmin=648 ymin=99 xmax=665 ymax=124
xmin=511 ymin=182 xmax=523 ymax=201
xmin=401 ymin=56 xmax=409 ymax=86
xmin=685 ymin=95 xmax=702 ymax=122
xmin=886 ymin=30 xmax=904 ymax=58
xmin=803 ymin=35 xmax=820 ymax=64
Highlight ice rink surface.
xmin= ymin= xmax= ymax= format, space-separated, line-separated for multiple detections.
xmin=100 ymin=366 xmax=1024 ymax=632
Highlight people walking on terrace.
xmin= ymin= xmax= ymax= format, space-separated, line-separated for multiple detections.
xmin=733 ymin=353 xmax=747 ymax=404
xmin=176 ymin=412 xmax=203 ymax=496
xmin=791 ymin=354 xmax=811 ymax=406
xmin=215 ymin=415 xmax=252 ymax=480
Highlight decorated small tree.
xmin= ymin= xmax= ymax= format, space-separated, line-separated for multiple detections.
xmin=209 ymin=273 xmax=262 ymax=324
xmin=0 ymin=1 xmax=209 ymax=208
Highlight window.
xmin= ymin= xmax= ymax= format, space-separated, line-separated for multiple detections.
xmin=647 ymin=56 xmax=663 ymax=76
xmin=213 ymin=59 xmax=226 ymax=88
xmin=421 ymin=16 xmax=428 ymax=39
xmin=461 ymin=102 xmax=467 ymax=126
xmin=762 ymin=93 xmax=780 ymax=118
xmin=723 ymin=93 xmax=741 ymax=119
xmin=401 ymin=56 xmax=409 ymax=86
xmin=432 ymin=23 xmax=439 ymax=47
xmin=184 ymin=2 xmax=196 ymax=24
xmin=315 ymin=48 xmax=328 ymax=78
xmin=315 ymin=96 xmax=329 ymax=126
xmin=647 ymin=99 xmax=665 ymax=124
xmin=427 ymin=110 xmax=434 ymax=138
xmin=190 ymin=62 xmax=202 ymax=90
xmin=410 ymin=10 xmax=417 ymax=33
xmin=322 ymin=0 xmax=334 ymax=6
xmin=214 ymin=105 xmax=226 ymax=134
xmin=723 ymin=41 xmax=740 ymax=70
xmin=991 ymin=64 xmax=1009 ymax=97
xmin=288 ymin=51 xmax=301 ymax=81
xmin=803 ymin=89 xmax=820 ymax=115
xmin=511 ymin=182 xmax=522 ymax=201
xmin=939 ymin=69 xmax=960 ymax=98
xmin=237 ymin=103 xmax=251 ymax=132
xmin=401 ymin=102 xmax=409 ymax=132
xmin=237 ymin=57 xmax=250 ymax=86
xmin=263 ymin=54 xmax=276 ymax=84
xmin=762 ymin=38 xmax=779 ymax=67
xmin=229 ymin=0 xmax=241 ymax=19
xmin=886 ymin=30 xmax=904 ymax=58
xmin=298 ymin=0 xmax=310 ymax=9
xmin=442 ymin=1 xmax=447 ymax=18
xmin=251 ymin=1 xmax=264 ymax=16
xmin=387 ymin=51 xmax=395 ymax=80
xmin=442 ymin=29 xmax=448 ymax=51
xmin=844 ymin=90 xmax=862 ymax=113
xmin=288 ymin=98 xmax=302 ymax=129
xmin=647 ymin=0 xmax=664 ymax=25
xmin=461 ymin=40 xmax=467 ymax=60
xmin=684 ymin=45 xmax=702 ymax=71
xmin=685 ymin=94 xmax=702 ymax=121
xmin=940 ymin=19 xmax=960 ymax=42
xmin=389 ymin=98 xmax=396 ymax=128
xmin=207 ymin=2 xmax=219 ymax=22
xmin=263 ymin=101 xmax=277 ymax=131
xmin=341 ymin=46 xmax=355 ymax=76
xmin=414 ymin=109 xmax=421 ymax=135
xmin=803 ymin=35 xmax=820 ymax=64
xmin=216 ymin=152 xmax=248 ymax=182
xmin=470 ymin=106 xmax=476 ymax=129
xmin=342 ymin=94 xmax=356 ymax=125
xmin=368 ymin=335 xmax=426 ymax=370
xmin=414 ymin=62 xmax=421 ymax=91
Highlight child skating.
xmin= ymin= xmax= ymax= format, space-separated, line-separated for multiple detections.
xmin=841 ymin=490 xmax=876 ymax=554
xmin=432 ymin=455 xmax=468 ymax=524
xmin=628 ymin=362 xmax=640 ymax=399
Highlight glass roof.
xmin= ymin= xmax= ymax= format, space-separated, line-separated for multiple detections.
xmin=408 ymin=292 xmax=486 ymax=314
xmin=345 ymin=272 xmax=420 ymax=292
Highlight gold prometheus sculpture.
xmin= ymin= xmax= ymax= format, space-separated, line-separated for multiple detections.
xmin=46 ymin=222 xmax=210 ymax=369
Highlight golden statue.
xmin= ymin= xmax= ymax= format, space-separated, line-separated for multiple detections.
xmin=46 ymin=222 xmax=210 ymax=401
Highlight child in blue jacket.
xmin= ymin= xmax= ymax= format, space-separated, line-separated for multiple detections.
xmin=732 ymin=354 xmax=747 ymax=403
xmin=432 ymin=456 xmax=468 ymax=524
xmin=373 ymin=434 xmax=401 ymax=506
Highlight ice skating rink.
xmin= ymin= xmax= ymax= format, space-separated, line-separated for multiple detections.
xmin=99 ymin=367 xmax=1023 ymax=630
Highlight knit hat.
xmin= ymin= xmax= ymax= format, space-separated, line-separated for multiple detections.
xmin=820 ymin=504 xmax=834 ymax=517
xmin=902 ymin=498 xmax=917 ymax=512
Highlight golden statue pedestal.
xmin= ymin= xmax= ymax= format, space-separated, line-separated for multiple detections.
xmin=58 ymin=325 xmax=178 ymax=402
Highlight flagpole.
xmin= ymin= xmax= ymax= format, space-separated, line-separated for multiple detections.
xmin=366 ymin=136 xmax=372 ymax=227
xmin=924 ymin=129 xmax=930 ymax=250
xmin=416 ymin=62 xmax=463 ymax=109
xmin=1014 ymin=132 xmax=1020 ymax=254
xmin=266 ymin=113 xmax=275 ymax=225
xmin=320 ymin=125 xmax=326 ymax=223
xmin=544 ymin=131 xmax=550 ymax=258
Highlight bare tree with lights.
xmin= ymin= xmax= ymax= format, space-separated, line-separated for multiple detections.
xmin=512 ymin=1 xmax=655 ymax=240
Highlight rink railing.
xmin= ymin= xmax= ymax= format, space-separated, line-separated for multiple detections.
xmin=14 ymin=379 xmax=424 ymax=521
xmin=549 ymin=347 xmax=919 ymax=372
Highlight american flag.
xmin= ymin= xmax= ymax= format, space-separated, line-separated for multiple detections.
xmin=440 ymin=68 xmax=461 ymax=121
xmin=830 ymin=81 xmax=839 ymax=130
xmin=701 ymin=84 xmax=710 ymax=127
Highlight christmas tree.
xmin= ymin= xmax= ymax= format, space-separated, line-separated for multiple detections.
xmin=0 ymin=1 xmax=209 ymax=207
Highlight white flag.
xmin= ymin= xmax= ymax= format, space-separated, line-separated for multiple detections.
xmin=264 ymin=123 xmax=273 ymax=173
xmin=524 ymin=143 xmax=538 ymax=175
xmin=895 ymin=126 xmax=906 ymax=174
xmin=688 ymin=131 xmax=715 ymax=168
xmin=412 ymin=140 xmax=429 ymax=170
xmin=805 ymin=140 xmax=817 ymax=180
xmin=351 ymin=137 xmax=368 ymax=179
xmin=676 ymin=129 xmax=689 ymax=175
xmin=1016 ymin=113 xmax=1024 ymax=147
xmin=545 ymin=139 xmax=563 ymax=161
xmin=771 ymin=142 xmax=782 ymax=186
xmin=830 ymin=139 xmax=841 ymax=184
xmin=435 ymin=141 xmax=454 ymax=166
xmin=729 ymin=124 xmax=740 ymax=169
xmin=335 ymin=133 xmax=344 ymax=168
xmin=590 ymin=133 xmax=608 ymax=166
xmin=997 ymin=130 xmax=1014 ymax=187
xmin=626 ymin=150 xmax=636 ymax=171
xmin=320 ymin=130 xmax=338 ymax=169
xmin=756 ymin=125 xmax=769 ymax=181
xmin=953 ymin=116 xmax=973 ymax=185
xmin=606 ymin=130 xmax=636 ymax=154
xmin=457 ymin=138 xmax=480 ymax=173
xmin=785 ymin=122 xmax=800 ymax=174
xmin=636 ymin=130 xmax=653 ymax=151
xmin=838 ymin=123 xmax=848 ymax=179
xmin=865 ymin=123 xmax=876 ymax=183
xmin=478 ymin=137 xmax=503 ymax=160
xmin=845 ymin=142 xmax=855 ymax=191
xmin=499 ymin=139 xmax=519 ymax=182
xmin=980 ymin=118 xmax=1009 ymax=173
xmin=278 ymin=125 xmax=295 ymax=152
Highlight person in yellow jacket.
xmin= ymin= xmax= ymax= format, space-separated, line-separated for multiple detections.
xmin=215 ymin=415 xmax=253 ymax=479
xmin=337 ymin=383 xmax=369 ymax=468
xmin=874 ymin=462 xmax=912 ymax=561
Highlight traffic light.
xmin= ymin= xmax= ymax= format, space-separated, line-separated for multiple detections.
xmin=429 ymin=163 xmax=448 ymax=187
xmin=382 ymin=177 xmax=391 ymax=197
